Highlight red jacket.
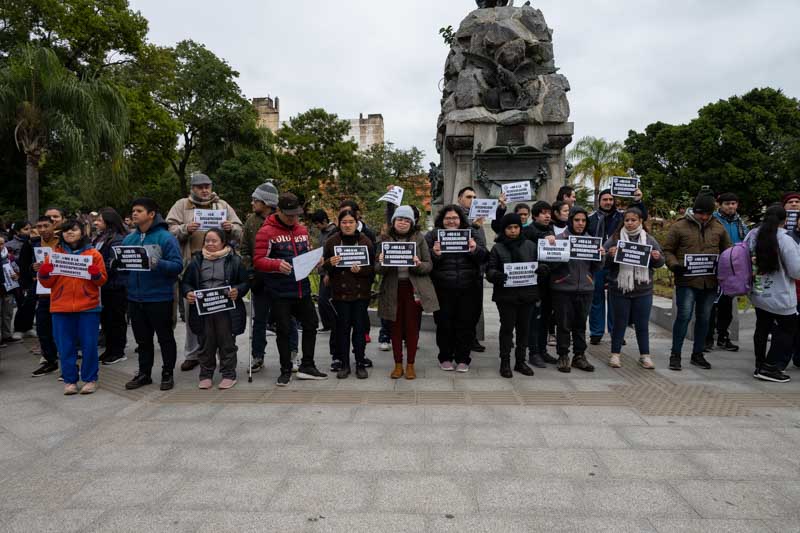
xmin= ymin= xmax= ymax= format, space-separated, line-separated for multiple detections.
xmin=39 ymin=244 xmax=107 ymax=313
xmin=253 ymin=214 xmax=312 ymax=299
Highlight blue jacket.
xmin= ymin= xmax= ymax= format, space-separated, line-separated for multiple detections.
xmin=121 ymin=215 xmax=183 ymax=303
xmin=713 ymin=211 xmax=747 ymax=245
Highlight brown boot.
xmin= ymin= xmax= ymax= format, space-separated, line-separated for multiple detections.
xmin=390 ymin=362 xmax=404 ymax=379
xmin=405 ymin=363 xmax=416 ymax=380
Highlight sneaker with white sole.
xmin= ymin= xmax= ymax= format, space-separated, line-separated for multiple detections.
xmin=754 ymin=368 xmax=791 ymax=383
xmin=23 ymin=329 xmax=37 ymax=338
xmin=379 ymin=342 xmax=390 ymax=352
xmin=11 ymin=332 xmax=23 ymax=341
xmin=455 ymin=363 xmax=469 ymax=373
xmin=639 ymin=355 xmax=655 ymax=369
xmin=276 ymin=372 xmax=292 ymax=386
xmin=608 ymin=354 xmax=621 ymax=368
xmin=297 ymin=366 xmax=328 ymax=380
xmin=439 ymin=361 xmax=455 ymax=371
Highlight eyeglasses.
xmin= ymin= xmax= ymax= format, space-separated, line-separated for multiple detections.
xmin=443 ymin=216 xmax=461 ymax=221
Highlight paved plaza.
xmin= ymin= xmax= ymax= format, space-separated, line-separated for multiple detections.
xmin=1 ymin=291 xmax=800 ymax=532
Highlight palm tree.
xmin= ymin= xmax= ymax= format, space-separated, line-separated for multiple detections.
xmin=0 ymin=45 xmax=128 ymax=221
xmin=567 ymin=136 xmax=631 ymax=208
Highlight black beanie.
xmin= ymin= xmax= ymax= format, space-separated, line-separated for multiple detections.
xmin=693 ymin=193 xmax=716 ymax=215
xmin=717 ymin=192 xmax=738 ymax=203
xmin=499 ymin=213 xmax=523 ymax=233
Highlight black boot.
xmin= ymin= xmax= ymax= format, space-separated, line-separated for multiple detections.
xmin=499 ymin=357 xmax=512 ymax=378
xmin=557 ymin=354 xmax=571 ymax=373
xmin=541 ymin=352 xmax=559 ymax=364
xmin=717 ymin=337 xmax=739 ymax=352
xmin=691 ymin=352 xmax=712 ymax=369
xmin=669 ymin=353 xmax=682 ymax=371
xmin=571 ymin=353 xmax=595 ymax=372
xmin=514 ymin=354 xmax=535 ymax=376
xmin=160 ymin=371 xmax=174 ymax=391
xmin=528 ymin=351 xmax=547 ymax=368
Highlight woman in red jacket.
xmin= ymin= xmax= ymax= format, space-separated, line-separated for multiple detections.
xmin=38 ymin=219 xmax=107 ymax=395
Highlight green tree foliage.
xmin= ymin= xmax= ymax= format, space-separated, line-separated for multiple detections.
xmin=567 ymin=136 xmax=631 ymax=208
xmin=0 ymin=45 xmax=128 ymax=220
xmin=214 ymin=147 xmax=281 ymax=217
xmin=625 ymin=88 xmax=800 ymax=219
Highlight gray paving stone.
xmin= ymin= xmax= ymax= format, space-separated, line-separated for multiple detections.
xmin=569 ymin=378 xmax=628 ymax=391
xmin=88 ymin=510 xmax=199 ymax=533
xmin=698 ymin=427 xmax=793 ymax=450
xmin=352 ymin=405 xmax=422 ymax=425
xmin=211 ymin=404 xmax=289 ymax=421
xmin=168 ymin=446 xmax=246 ymax=473
xmin=424 ymin=406 xmax=506 ymax=425
xmin=511 ymin=377 xmax=576 ymax=391
xmin=541 ymin=425 xmax=631 ymax=449
xmin=463 ymin=424 xmax=546 ymax=448
xmin=478 ymin=515 xmax=657 ymax=532
xmin=335 ymin=447 xmax=424 ymax=472
xmin=285 ymin=406 xmax=356 ymax=424
xmin=672 ymin=480 xmax=796 ymax=519
xmin=0 ymin=411 xmax=80 ymax=441
xmin=650 ymin=518 xmax=773 ymax=533
xmin=67 ymin=473 xmax=183 ymax=508
xmin=124 ymin=420 xmax=244 ymax=444
xmin=597 ymin=449 xmax=703 ymax=480
xmin=384 ymin=424 xmax=464 ymax=446
xmin=74 ymin=444 xmax=173 ymax=471
xmin=475 ymin=477 xmax=575 ymax=511
xmin=306 ymin=422 xmax=387 ymax=446
xmin=394 ymin=377 xmax=455 ymax=391
xmin=764 ymin=519 xmax=800 ymax=533
xmin=0 ymin=472 xmax=92 ymax=510
xmin=307 ymin=513 xmax=428 ymax=533
xmin=427 ymin=448 xmax=510 ymax=473
xmin=373 ymin=475 xmax=474 ymax=514
xmin=269 ymin=474 xmax=370 ymax=513
xmin=168 ymin=476 xmax=284 ymax=511
xmin=687 ymin=451 xmax=800 ymax=480
xmin=617 ymin=426 xmax=711 ymax=449
xmin=191 ymin=511 xmax=310 ymax=533
xmin=0 ymin=508 xmax=105 ymax=533
xmin=508 ymin=448 xmax=603 ymax=478
xmin=562 ymin=406 xmax=648 ymax=426
xmin=228 ymin=421 xmax=309 ymax=444
xmin=580 ymin=479 xmax=698 ymax=518
xmin=139 ymin=404 xmax=224 ymax=421
xmin=0 ymin=431 xmax=31 ymax=462
xmin=491 ymin=406 xmax=568 ymax=424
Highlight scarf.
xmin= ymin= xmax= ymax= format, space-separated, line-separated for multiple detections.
xmin=190 ymin=192 xmax=220 ymax=207
xmin=617 ymin=225 xmax=650 ymax=294
xmin=202 ymin=245 xmax=231 ymax=261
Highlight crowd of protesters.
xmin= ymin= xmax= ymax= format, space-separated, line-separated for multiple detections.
xmin=2 ymin=175 xmax=800 ymax=397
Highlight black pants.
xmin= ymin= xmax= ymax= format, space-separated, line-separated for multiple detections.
xmin=434 ymin=287 xmax=477 ymax=365
xmin=198 ymin=312 xmax=238 ymax=380
xmin=552 ymin=291 xmax=593 ymax=357
xmin=318 ymin=283 xmax=336 ymax=331
xmin=496 ymin=302 xmax=533 ymax=361
xmin=470 ymin=280 xmax=483 ymax=343
xmin=13 ymin=288 xmax=37 ymax=333
xmin=100 ymin=288 xmax=127 ymax=357
xmin=528 ymin=286 xmax=551 ymax=354
xmin=272 ymin=295 xmax=319 ymax=373
xmin=36 ymin=297 xmax=58 ymax=364
xmin=753 ymin=308 xmax=797 ymax=371
xmin=706 ymin=294 xmax=734 ymax=343
xmin=333 ymin=299 xmax=369 ymax=368
xmin=129 ymin=301 xmax=177 ymax=377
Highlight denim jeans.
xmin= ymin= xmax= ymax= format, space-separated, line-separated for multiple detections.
xmin=610 ymin=292 xmax=653 ymax=355
xmin=52 ymin=311 xmax=101 ymax=384
xmin=589 ymin=269 xmax=614 ymax=337
xmin=671 ymin=286 xmax=716 ymax=355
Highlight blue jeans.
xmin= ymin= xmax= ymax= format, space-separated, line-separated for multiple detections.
xmin=671 ymin=286 xmax=716 ymax=356
xmin=610 ymin=292 xmax=653 ymax=355
xmin=36 ymin=298 xmax=58 ymax=365
xmin=589 ymin=269 xmax=614 ymax=337
xmin=52 ymin=312 xmax=101 ymax=384
xmin=379 ymin=318 xmax=392 ymax=343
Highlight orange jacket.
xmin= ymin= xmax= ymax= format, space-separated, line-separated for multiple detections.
xmin=38 ymin=244 xmax=107 ymax=313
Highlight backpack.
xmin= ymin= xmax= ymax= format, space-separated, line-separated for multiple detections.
xmin=717 ymin=242 xmax=752 ymax=296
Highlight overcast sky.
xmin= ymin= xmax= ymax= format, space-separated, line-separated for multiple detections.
xmin=130 ymin=0 xmax=800 ymax=164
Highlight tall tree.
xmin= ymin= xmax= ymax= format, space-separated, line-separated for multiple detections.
xmin=0 ymin=45 xmax=128 ymax=220
xmin=567 ymin=136 xmax=630 ymax=208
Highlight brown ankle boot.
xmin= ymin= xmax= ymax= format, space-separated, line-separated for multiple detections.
xmin=390 ymin=362 xmax=404 ymax=379
xmin=405 ymin=363 xmax=416 ymax=380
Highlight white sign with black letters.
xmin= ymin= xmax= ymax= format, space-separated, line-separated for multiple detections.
xmin=610 ymin=176 xmax=640 ymax=198
xmin=193 ymin=209 xmax=226 ymax=230
xmin=501 ymin=181 xmax=532 ymax=202
xmin=51 ymin=253 xmax=92 ymax=280
xmin=3 ymin=264 xmax=19 ymax=292
xmin=468 ymin=199 xmax=499 ymax=221
xmin=377 ymin=186 xmax=404 ymax=206
xmin=34 ymin=247 xmax=52 ymax=295
xmin=504 ymin=262 xmax=538 ymax=287
xmin=113 ymin=246 xmax=150 ymax=271
xmin=537 ymin=239 xmax=571 ymax=263
xmin=614 ymin=241 xmax=652 ymax=268
xmin=684 ymin=254 xmax=718 ymax=277
xmin=786 ymin=211 xmax=799 ymax=232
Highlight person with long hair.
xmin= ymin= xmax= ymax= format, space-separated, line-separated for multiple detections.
xmin=425 ymin=204 xmax=488 ymax=372
xmin=376 ymin=206 xmax=438 ymax=380
xmin=38 ymin=219 xmax=107 ymax=395
xmin=746 ymin=204 xmax=800 ymax=383
xmin=92 ymin=207 xmax=129 ymax=365
xmin=323 ymin=209 xmax=375 ymax=379
xmin=183 ymin=228 xmax=249 ymax=389
xmin=604 ymin=208 xmax=665 ymax=369
xmin=551 ymin=201 xmax=570 ymax=236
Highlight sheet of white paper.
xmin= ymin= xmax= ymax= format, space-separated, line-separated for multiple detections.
xmin=377 ymin=186 xmax=404 ymax=206
xmin=468 ymin=199 xmax=499 ymax=221
xmin=292 ymin=247 xmax=324 ymax=282
xmin=501 ymin=181 xmax=532 ymax=202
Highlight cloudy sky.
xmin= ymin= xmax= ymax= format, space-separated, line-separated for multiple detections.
xmin=131 ymin=0 xmax=800 ymax=164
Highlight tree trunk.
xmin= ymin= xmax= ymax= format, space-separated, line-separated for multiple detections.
xmin=26 ymin=152 xmax=41 ymax=222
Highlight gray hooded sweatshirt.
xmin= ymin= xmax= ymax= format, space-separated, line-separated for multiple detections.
xmin=745 ymin=227 xmax=800 ymax=316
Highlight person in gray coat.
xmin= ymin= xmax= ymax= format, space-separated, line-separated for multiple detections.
xmin=604 ymin=207 xmax=665 ymax=369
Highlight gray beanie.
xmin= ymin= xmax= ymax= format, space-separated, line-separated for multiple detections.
xmin=252 ymin=182 xmax=279 ymax=207
xmin=391 ymin=205 xmax=415 ymax=223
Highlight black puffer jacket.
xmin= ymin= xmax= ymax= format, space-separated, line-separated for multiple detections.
xmin=93 ymin=231 xmax=126 ymax=292
xmin=486 ymin=234 xmax=540 ymax=304
xmin=424 ymin=227 xmax=488 ymax=290
xmin=181 ymin=251 xmax=250 ymax=336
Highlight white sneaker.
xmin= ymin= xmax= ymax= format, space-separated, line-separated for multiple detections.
xmin=11 ymin=332 xmax=23 ymax=341
xmin=379 ymin=342 xmax=390 ymax=352
xmin=639 ymin=355 xmax=655 ymax=369
xmin=291 ymin=351 xmax=299 ymax=373
xmin=24 ymin=329 xmax=37 ymax=338
xmin=609 ymin=354 xmax=621 ymax=368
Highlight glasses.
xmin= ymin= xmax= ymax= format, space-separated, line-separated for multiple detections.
xmin=443 ymin=216 xmax=460 ymax=221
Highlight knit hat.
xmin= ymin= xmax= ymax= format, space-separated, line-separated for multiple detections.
xmin=717 ymin=192 xmax=738 ymax=203
xmin=252 ymin=182 xmax=279 ymax=207
xmin=782 ymin=192 xmax=800 ymax=206
xmin=693 ymin=193 xmax=716 ymax=215
xmin=499 ymin=213 xmax=522 ymax=233
xmin=391 ymin=205 xmax=415 ymax=223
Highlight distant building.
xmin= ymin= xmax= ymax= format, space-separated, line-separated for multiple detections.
xmin=251 ymin=96 xmax=384 ymax=150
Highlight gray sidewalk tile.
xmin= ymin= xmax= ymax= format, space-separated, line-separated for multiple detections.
xmin=597 ymin=449 xmax=703 ymax=480
xmin=168 ymin=476 xmax=284 ymax=511
xmin=474 ymin=478 xmax=576 ymax=512
xmin=687 ymin=451 xmax=800 ymax=480
xmin=67 ymin=473 xmax=183 ymax=508
xmin=270 ymin=474 xmax=371 ymax=513
xmin=463 ymin=424 xmax=546 ymax=448
xmin=541 ymin=425 xmax=630 ymax=449
xmin=617 ymin=426 xmax=711 ymax=449
xmin=507 ymin=448 xmax=603 ymax=478
xmin=650 ymin=518 xmax=773 ymax=532
xmin=335 ymin=447 xmax=424 ymax=472
xmin=0 ymin=508 xmax=105 ymax=533
xmin=671 ymin=480 xmax=797 ymax=519
xmin=562 ymin=406 xmax=648 ymax=426
xmin=373 ymin=475 xmax=475 ymax=514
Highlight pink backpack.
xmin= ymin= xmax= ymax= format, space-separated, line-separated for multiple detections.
xmin=717 ymin=242 xmax=753 ymax=296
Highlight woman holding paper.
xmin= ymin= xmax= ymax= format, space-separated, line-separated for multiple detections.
xmin=92 ymin=208 xmax=129 ymax=365
xmin=182 ymin=228 xmax=249 ymax=390
xmin=376 ymin=206 xmax=438 ymax=380
xmin=604 ymin=208 xmax=665 ymax=369
xmin=425 ymin=205 xmax=487 ymax=372
xmin=323 ymin=209 xmax=375 ymax=379
xmin=37 ymin=219 xmax=107 ymax=395
xmin=486 ymin=213 xmax=540 ymax=379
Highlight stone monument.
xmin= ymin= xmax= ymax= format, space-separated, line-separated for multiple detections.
xmin=435 ymin=2 xmax=573 ymax=210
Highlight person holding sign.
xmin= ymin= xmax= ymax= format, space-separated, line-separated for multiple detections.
xmin=604 ymin=208 xmax=665 ymax=369
xmin=545 ymin=207 xmax=604 ymax=373
xmin=182 ymin=229 xmax=249 ymax=390
xmin=166 ymin=173 xmax=243 ymax=372
xmin=92 ymin=208 xmax=129 ymax=366
xmin=121 ymin=198 xmax=184 ymax=392
xmin=523 ymin=201 xmax=558 ymax=368
xmin=663 ymin=193 xmax=731 ymax=371
xmin=0 ymin=237 xmax=20 ymax=345
xmin=376 ymin=206 xmax=438 ymax=380
xmin=425 ymin=205 xmax=487 ymax=372
xmin=486 ymin=213 xmax=541 ymax=379
xmin=783 ymin=193 xmax=800 ymax=369
xmin=30 ymin=216 xmax=61 ymax=377
xmin=38 ymin=219 xmax=107 ymax=395
xmin=322 ymin=209 xmax=375 ymax=379
xmin=745 ymin=205 xmax=800 ymax=383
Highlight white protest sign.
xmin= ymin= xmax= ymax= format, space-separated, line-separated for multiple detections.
xmin=3 ymin=264 xmax=19 ymax=292
xmin=786 ymin=211 xmax=799 ymax=232
xmin=292 ymin=247 xmax=324 ymax=282
xmin=195 ymin=286 xmax=236 ymax=316
xmin=51 ymin=252 xmax=92 ymax=279
xmin=501 ymin=181 xmax=532 ymax=202
xmin=504 ymin=262 xmax=538 ymax=287
xmin=684 ymin=254 xmax=718 ymax=277
xmin=377 ymin=186 xmax=404 ymax=206
xmin=537 ymin=239 xmax=571 ymax=263
xmin=193 ymin=209 xmax=226 ymax=230
xmin=610 ymin=176 xmax=640 ymax=198
xmin=468 ymin=199 xmax=499 ymax=221
xmin=34 ymin=247 xmax=53 ymax=295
